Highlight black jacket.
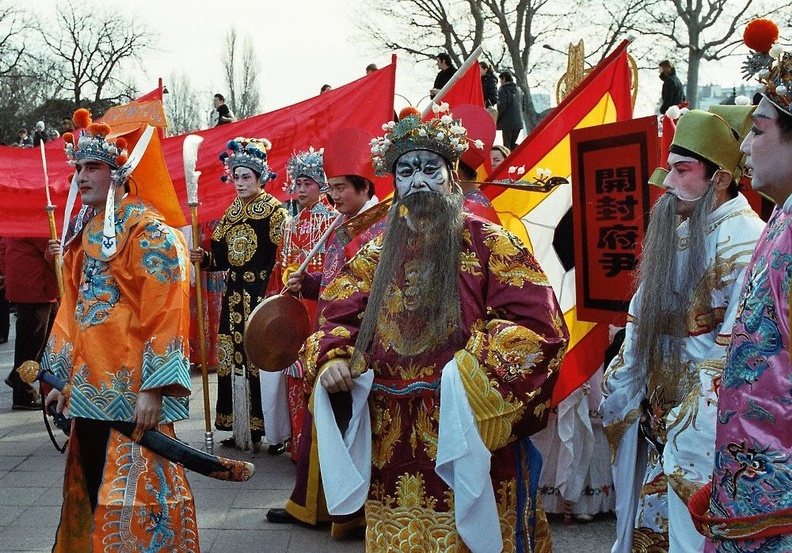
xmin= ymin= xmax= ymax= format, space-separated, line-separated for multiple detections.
xmin=659 ymin=70 xmax=685 ymax=114
xmin=433 ymin=66 xmax=456 ymax=91
xmin=482 ymin=73 xmax=498 ymax=108
xmin=497 ymin=82 xmax=524 ymax=131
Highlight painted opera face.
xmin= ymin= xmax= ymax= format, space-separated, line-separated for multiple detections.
xmin=233 ymin=167 xmax=261 ymax=200
xmin=394 ymin=150 xmax=451 ymax=199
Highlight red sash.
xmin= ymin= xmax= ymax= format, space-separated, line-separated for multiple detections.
xmin=689 ymin=482 xmax=792 ymax=541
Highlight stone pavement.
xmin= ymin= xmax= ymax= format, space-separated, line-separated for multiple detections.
xmin=0 ymin=322 xmax=615 ymax=552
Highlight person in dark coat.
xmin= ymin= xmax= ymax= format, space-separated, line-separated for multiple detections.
xmin=430 ymin=53 xmax=456 ymax=99
xmin=658 ymin=60 xmax=686 ymax=114
xmin=480 ymin=62 xmax=498 ymax=108
xmin=496 ymin=70 xmax=524 ymax=150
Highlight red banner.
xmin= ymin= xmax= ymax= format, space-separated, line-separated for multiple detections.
xmin=0 ymin=61 xmax=398 ymax=237
xmin=571 ymin=116 xmax=661 ymax=323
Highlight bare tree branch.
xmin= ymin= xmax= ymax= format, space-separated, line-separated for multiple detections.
xmin=39 ymin=0 xmax=155 ymax=106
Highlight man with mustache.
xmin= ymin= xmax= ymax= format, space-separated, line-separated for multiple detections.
xmin=602 ymin=108 xmax=764 ymax=552
xmin=302 ymin=107 xmax=568 ymax=551
xmin=690 ymin=35 xmax=792 ymax=551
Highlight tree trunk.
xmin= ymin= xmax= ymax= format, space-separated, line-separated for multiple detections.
xmin=686 ymin=54 xmax=700 ymax=109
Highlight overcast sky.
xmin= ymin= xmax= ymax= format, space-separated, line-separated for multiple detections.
xmin=36 ymin=0 xmax=748 ymax=121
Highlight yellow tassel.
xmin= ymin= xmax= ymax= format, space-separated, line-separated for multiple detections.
xmin=398 ymin=204 xmax=409 ymax=218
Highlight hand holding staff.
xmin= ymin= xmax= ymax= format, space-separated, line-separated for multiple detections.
xmin=40 ymin=141 xmax=64 ymax=297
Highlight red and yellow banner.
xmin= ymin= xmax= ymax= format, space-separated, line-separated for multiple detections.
xmin=482 ymin=40 xmax=634 ymax=405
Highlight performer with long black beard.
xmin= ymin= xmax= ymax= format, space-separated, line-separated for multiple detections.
xmin=602 ymin=108 xmax=765 ymax=553
xmin=302 ymin=106 xmax=568 ymax=551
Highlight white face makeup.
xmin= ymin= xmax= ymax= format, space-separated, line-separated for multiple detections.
xmin=394 ymin=150 xmax=450 ymax=198
xmin=741 ymin=97 xmax=792 ymax=205
xmin=233 ymin=167 xmax=260 ymax=199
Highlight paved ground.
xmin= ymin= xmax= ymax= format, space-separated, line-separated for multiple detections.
xmin=0 ymin=321 xmax=616 ymax=551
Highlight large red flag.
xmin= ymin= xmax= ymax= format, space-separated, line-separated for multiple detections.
xmin=166 ymin=60 xmax=397 ymax=223
xmin=0 ymin=61 xmax=397 ymax=236
xmin=482 ymin=41 xmax=634 ymax=405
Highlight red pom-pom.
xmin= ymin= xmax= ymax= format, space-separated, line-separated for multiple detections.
xmin=72 ymin=108 xmax=92 ymax=129
xmin=115 ymin=154 xmax=128 ymax=166
xmin=62 ymin=132 xmax=74 ymax=145
xmin=744 ymin=19 xmax=779 ymax=53
xmin=88 ymin=123 xmax=111 ymax=136
xmin=399 ymin=106 xmax=421 ymax=120
xmin=114 ymin=137 xmax=127 ymax=150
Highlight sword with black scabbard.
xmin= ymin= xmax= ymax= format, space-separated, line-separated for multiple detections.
xmin=17 ymin=360 xmax=255 ymax=482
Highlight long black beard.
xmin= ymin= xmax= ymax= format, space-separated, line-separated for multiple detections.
xmin=634 ymin=185 xmax=716 ymax=408
xmin=354 ymin=190 xmax=464 ymax=359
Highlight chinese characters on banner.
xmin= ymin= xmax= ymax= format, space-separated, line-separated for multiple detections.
xmin=571 ymin=116 xmax=662 ymax=323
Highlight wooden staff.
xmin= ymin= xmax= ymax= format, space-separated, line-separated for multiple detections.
xmin=40 ymin=141 xmax=64 ymax=297
xmin=183 ymin=134 xmax=214 ymax=455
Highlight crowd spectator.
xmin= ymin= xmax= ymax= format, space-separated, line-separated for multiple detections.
xmin=213 ymin=93 xmax=235 ymax=126
xmin=490 ymin=144 xmax=510 ymax=171
xmin=496 ymin=70 xmax=524 ymax=150
xmin=658 ymin=60 xmax=686 ymax=114
xmin=3 ymin=237 xmax=59 ymax=410
xmin=17 ymin=129 xmax=32 ymax=148
xmin=480 ymin=61 xmax=498 ymax=109
xmin=0 ymin=237 xmax=8 ymax=344
xmin=430 ymin=52 xmax=456 ymax=99
xmin=32 ymin=121 xmax=49 ymax=147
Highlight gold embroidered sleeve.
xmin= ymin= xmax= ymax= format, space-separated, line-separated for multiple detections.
xmin=455 ymin=346 xmax=523 ymax=451
xmin=268 ymin=204 xmax=288 ymax=245
xmin=455 ymin=319 xmax=564 ymax=450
